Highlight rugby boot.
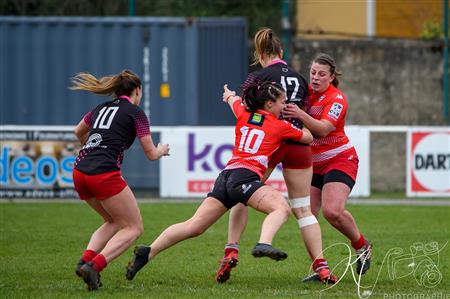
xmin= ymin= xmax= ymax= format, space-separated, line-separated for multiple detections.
xmin=76 ymin=259 xmax=102 ymax=287
xmin=79 ymin=262 xmax=100 ymax=291
xmin=215 ymin=250 xmax=239 ymax=283
xmin=302 ymin=267 xmax=338 ymax=284
xmin=126 ymin=245 xmax=151 ymax=280
xmin=75 ymin=258 xmax=85 ymax=278
xmin=356 ymin=240 xmax=373 ymax=275
xmin=251 ymin=243 xmax=288 ymax=261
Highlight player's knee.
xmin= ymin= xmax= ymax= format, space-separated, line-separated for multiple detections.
xmin=186 ymin=220 xmax=208 ymax=237
xmin=276 ymin=204 xmax=291 ymax=221
xmin=289 ymin=196 xmax=313 ymax=217
xmin=322 ymin=207 xmax=340 ymax=222
xmin=130 ymin=222 xmax=144 ymax=239
xmin=292 ymin=206 xmax=313 ymax=219
xmin=137 ymin=222 xmax=144 ymax=236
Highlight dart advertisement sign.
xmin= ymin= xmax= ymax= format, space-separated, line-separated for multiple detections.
xmin=407 ymin=129 xmax=450 ymax=197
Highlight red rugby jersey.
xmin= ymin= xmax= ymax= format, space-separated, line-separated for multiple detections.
xmin=308 ymin=84 xmax=354 ymax=163
xmin=225 ymin=100 xmax=303 ymax=178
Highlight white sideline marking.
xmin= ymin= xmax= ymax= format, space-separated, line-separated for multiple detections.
xmin=1 ymin=198 xmax=449 ymax=206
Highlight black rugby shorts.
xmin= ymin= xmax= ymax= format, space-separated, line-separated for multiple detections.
xmin=207 ymin=168 xmax=264 ymax=209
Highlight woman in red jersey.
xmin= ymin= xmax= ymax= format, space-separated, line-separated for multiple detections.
xmin=283 ymin=53 xmax=373 ymax=276
xmin=216 ymin=28 xmax=336 ymax=285
xmin=70 ymin=70 xmax=170 ymax=290
xmin=125 ymin=82 xmax=313 ymax=281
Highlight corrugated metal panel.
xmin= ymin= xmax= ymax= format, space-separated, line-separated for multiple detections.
xmin=0 ymin=19 xmax=6 ymax=122
xmin=0 ymin=16 xmax=248 ymax=189
xmin=197 ymin=19 xmax=248 ymax=125
xmin=0 ymin=16 xmax=247 ymax=126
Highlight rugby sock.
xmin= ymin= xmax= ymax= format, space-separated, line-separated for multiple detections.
xmin=92 ymin=254 xmax=107 ymax=272
xmin=224 ymin=243 xmax=239 ymax=256
xmin=351 ymin=234 xmax=366 ymax=250
xmin=313 ymin=258 xmax=329 ymax=272
xmin=81 ymin=249 xmax=97 ymax=264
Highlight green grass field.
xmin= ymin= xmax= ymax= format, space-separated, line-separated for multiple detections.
xmin=1 ymin=201 xmax=449 ymax=299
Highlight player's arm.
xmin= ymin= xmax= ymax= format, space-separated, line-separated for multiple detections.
xmin=222 ymin=84 xmax=241 ymax=117
xmin=282 ymin=122 xmax=313 ymax=144
xmin=139 ymin=135 xmax=170 ymax=160
xmin=299 ymin=127 xmax=313 ymax=143
xmin=74 ymin=118 xmax=90 ymax=145
xmin=283 ymin=103 xmax=334 ymax=138
xmin=135 ymin=109 xmax=170 ymax=160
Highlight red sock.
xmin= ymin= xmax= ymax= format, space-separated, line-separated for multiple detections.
xmin=224 ymin=243 xmax=239 ymax=256
xmin=313 ymin=258 xmax=328 ymax=272
xmin=92 ymin=254 xmax=107 ymax=272
xmin=351 ymin=234 xmax=366 ymax=250
xmin=224 ymin=248 xmax=238 ymax=256
xmin=81 ymin=249 xmax=97 ymax=264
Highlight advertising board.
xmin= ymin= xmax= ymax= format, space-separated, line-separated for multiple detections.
xmin=0 ymin=126 xmax=79 ymax=198
xmin=406 ymin=129 xmax=450 ymax=197
xmin=160 ymin=126 xmax=370 ymax=197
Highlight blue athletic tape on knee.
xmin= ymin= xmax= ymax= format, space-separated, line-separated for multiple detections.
xmin=298 ymin=215 xmax=318 ymax=228
xmin=289 ymin=196 xmax=310 ymax=208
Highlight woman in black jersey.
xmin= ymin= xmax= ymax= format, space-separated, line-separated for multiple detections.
xmin=216 ymin=28 xmax=336 ymax=284
xmin=70 ymin=70 xmax=170 ymax=291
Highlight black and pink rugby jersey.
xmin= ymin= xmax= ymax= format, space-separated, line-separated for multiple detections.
xmin=74 ymin=96 xmax=150 ymax=174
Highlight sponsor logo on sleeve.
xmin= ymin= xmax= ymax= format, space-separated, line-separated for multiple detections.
xmin=328 ymin=102 xmax=343 ymax=120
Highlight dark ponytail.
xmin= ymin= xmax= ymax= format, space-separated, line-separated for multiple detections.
xmin=242 ymin=81 xmax=285 ymax=111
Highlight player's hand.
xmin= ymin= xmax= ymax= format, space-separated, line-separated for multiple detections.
xmin=223 ymin=84 xmax=236 ymax=103
xmin=283 ymin=103 xmax=303 ymax=118
xmin=157 ymin=143 xmax=170 ymax=157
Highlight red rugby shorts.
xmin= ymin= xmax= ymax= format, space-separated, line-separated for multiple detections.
xmin=269 ymin=143 xmax=312 ymax=169
xmin=73 ymin=168 xmax=127 ymax=200
xmin=313 ymin=147 xmax=359 ymax=181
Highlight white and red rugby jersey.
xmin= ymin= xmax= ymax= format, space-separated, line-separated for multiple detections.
xmin=308 ymin=84 xmax=355 ymax=163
